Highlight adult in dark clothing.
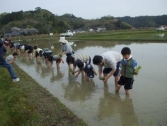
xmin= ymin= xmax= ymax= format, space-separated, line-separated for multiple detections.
xmin=0 ymin=39 xmax=19 ymax=82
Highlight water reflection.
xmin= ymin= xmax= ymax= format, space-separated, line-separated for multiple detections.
xmin=14 ymin=41 xmax=167 ymax=126
xmin=50 ymin=69 xmax=64 ymax=82
xmin=34 ymin=61 xmax=51 ymax=78
xmin=97 ymin=85 xmax=115 ymax=121
xmin=19 ymin=55 xmax=34 ymax=65
xmin=62 ymin=76 xmax=96 ymax=102
xmin=97 ymin=85 xmax=138 ymax=126
xmin=156 ymin=33 xmax=164 ymax=38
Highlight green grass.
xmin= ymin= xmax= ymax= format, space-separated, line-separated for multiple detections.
xmin=0 ymin=65 xmax=88 ymax=126
xmin=11 ymin=29 xmax=167 ymax=43
xmin=0 ymin=68 xmax=37 ymax=126
xmin=70 ymin=29 xmax=167 ymax=41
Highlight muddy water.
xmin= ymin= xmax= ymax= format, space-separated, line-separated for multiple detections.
xmin=15 ymin=40 xmax=167 ymax=126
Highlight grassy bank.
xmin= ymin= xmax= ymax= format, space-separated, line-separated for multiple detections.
xmin=10 ymin=29 xmax=167 ymax=43
xmin=0 ymin=64 xmax=88 ymax=126
xmin=70 ymin=30 xmax=167 ymax=41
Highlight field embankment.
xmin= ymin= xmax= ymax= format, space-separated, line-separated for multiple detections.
xmin=0 ymin=64 xmax=88 ymax=126
xmin=70 ymin=30 xmax=167 ymax=42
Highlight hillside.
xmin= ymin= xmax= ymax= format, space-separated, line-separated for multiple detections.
xmin=1 ymin=8 xmax=166 ymax=35
xmin=0 ymin=7 xmax=132 ymax=35
xmin=117 ymin=15 xmax=167 ymax=28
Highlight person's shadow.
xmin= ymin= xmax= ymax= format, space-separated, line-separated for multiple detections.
xmin=97 ymin=84 xmax=138 ymax=126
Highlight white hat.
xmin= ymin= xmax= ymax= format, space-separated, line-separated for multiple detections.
xmin=59 ymin=37 xmax=68 ymax=43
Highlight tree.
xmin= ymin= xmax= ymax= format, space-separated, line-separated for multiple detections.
xmin=35 ymin=7 xmax=41 ymax=11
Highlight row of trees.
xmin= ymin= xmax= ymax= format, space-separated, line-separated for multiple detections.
xmin=0 ymin=8 xmax=87 ymax=34
xmin=117 ymin=15 xmax=167 ymax=28
xmin=1 ymin=7 xmax=154 ymax=35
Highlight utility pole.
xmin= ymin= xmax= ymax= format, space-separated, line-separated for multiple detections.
xmin=120 ymin=22 xmax=121 ymax=30
xmin=3 ymin=28 xmax=5 ymax=36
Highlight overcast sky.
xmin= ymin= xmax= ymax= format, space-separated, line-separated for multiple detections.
xmin=0 ymin=0 xmax=167 ymax=19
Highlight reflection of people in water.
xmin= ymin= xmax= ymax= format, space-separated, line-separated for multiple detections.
xmin=34 ymin=62 xmax=42 ymax=74
xmin=97 ymin=85 xmax=138 ymax=125
xmin=50 ymin=69 xmax=64 ymax=82
xmin=19 ymin=55 xmax=34 ymax=65
xmin=97 ymin=84 xmax=115 ymax=121
xmin=62 ymin=77 xmax=95 ymax=102
xmin=34 ymin=61 xmax=51 ymax=78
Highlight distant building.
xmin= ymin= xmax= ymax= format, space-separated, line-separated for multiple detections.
xmin=5 ymin=32 xmax=21 ymax=37
xmin=97 ymin=27 xmax=106 ymax=32
xmin=5 ymin=27 xmax=39 ymax=37
xmin=89 ymin=29 xmax=94 ymax=32
xmin=161 ymin=25 xmax=167 ymax=29
xmin=73 ymin=28 xmax=86 ymax=33
xmin=156 ymin=26 xmax=165 ymax=31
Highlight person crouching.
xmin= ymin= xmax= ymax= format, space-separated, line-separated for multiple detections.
xmin=74 ymin=60 xmax=97 ymax=81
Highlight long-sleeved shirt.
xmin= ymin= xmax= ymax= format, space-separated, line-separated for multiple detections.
xmin=61 ymin=43 xmax=73 ymax=54
xmin=98 ymin=51 xmax=122 ymax=70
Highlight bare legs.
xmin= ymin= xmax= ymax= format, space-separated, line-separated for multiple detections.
xmin=103 ymin=73 xmax=118 ymax=90
xmin=116 ymin=85 xmax=130 ymax=95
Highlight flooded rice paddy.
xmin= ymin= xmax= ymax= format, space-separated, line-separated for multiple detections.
xmin=15 ymin=40 xmax=167 ymax=126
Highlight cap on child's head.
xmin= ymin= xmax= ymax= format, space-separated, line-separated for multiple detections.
xmin=93 ymin=55 xmax=103 ymax=65
xmin=121 ymin=47 xmax=131 ymax=55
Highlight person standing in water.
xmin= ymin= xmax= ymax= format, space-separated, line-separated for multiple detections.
xmin=59 ymin=37 xmax=74 ymax=70
xmin=116 ymin=47 xmax=138 ymax=95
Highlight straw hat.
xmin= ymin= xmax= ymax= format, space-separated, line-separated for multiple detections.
xmin=59 ymin=37 xmax=68 ymax=43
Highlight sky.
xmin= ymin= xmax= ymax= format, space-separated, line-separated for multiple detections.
xmin=0 ymin=0 xmax=167 ymax=19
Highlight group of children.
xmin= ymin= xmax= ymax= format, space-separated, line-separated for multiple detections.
xmin=56 ymin=37 xmax=140 ymax=95
xmin=0 ymin=36 xmax=140 ymax=95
